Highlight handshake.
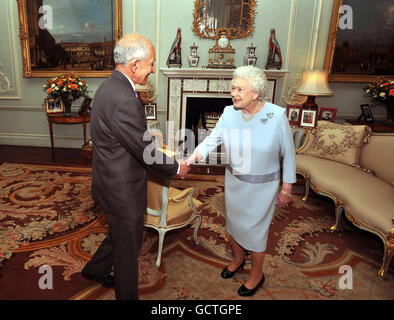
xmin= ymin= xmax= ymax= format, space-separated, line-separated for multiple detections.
xmin=176 ymin=152 xmax=200 ymax=179
xmin=177 ymin=159 xmax=190 ymax=179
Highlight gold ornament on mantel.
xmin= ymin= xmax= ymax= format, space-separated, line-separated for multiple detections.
xmin=245 ymin=43 xmax=257 ymax=66
xmin=207 ymin=28 xmax=235 ymax=69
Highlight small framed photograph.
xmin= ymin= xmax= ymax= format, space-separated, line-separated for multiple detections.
xmin=45 ymin=98 xmax=64 ymax=114
xmin=78 ymin=97 xmax=92 ymax=115
xmin=144 ymin=103 xmax=157 ymax=120
xmin=286 ymin=105 xmax=302 ymax=126
xmin=360 ymin=104 xmax=374 ymax=123
xmin=318 ymin=106 xmax=337 ymax=123
xmin=300 ymin=109 xmax=317 ymax=128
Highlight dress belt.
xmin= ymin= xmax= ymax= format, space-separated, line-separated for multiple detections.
xmin=226 ymin=165 xmax=280 ymax=184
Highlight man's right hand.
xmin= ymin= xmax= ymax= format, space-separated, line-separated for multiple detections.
xmin=178 ymin=159 xmax=190 ymax=179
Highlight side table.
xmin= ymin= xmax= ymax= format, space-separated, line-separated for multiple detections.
xmin=47 ymin=112 xmax=90 ymax=158
xmin=344 ymin=119 xmax=394 ymax=133
xmin=79 ymin=119 xmax=161 ymax=164
xmin=82 ymin=140 xmax=93 ymax=164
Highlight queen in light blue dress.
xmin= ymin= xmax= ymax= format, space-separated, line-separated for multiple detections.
xmin=195 ymin=101 xmax=296 ymax=251
xmin=187 ymin=66 xmax=296 ymax=297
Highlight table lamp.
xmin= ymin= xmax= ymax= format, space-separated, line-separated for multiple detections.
xmin=295 ymin=70 xmax=333 ymax=110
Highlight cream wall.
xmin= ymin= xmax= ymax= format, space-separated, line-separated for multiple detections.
xmin=0 ymin=0 xmax=380 ymax=149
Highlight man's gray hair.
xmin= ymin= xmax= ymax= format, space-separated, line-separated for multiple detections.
xmin=113 ymin=37 xmax=150 ymax=65
xmin=232 ymin=66 xmax=268 ymax=99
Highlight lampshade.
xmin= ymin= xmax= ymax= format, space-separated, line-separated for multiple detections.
xmin=135 ymin=81 xmax=156 ymax=104
xmin=296 ymin=70 xmax=333 ymax=96
xmin=135 ymin=83 xmax=153 ymax=92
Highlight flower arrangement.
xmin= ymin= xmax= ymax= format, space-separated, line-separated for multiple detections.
xmin=364 ymin=78 xmax=394 ymax=125
xmin=42 ymin=73 xmax=89 ymax=105
xmin=364 ymin=78 xmax=394 ymax=102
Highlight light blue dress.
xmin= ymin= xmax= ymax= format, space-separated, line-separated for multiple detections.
xmin=195 ymin=102 xmax=296 ymax=252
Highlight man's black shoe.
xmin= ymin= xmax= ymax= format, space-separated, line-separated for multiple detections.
xmin=81 ymin=269 xmax=115 ymax=288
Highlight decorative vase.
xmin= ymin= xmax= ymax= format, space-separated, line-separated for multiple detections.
xmin=245 ymin=43 xmax=257 ymax=66
xmin=188 ymin=42 xmax=200 ymax=68
xmin=62 ymin=99 xmax=72 ymax=117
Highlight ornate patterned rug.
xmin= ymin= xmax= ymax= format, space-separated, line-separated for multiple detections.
xmin=0 ymin=163 xmax=96 ymax=266
xmin=0 ymin=163 xmax=393 ymax=300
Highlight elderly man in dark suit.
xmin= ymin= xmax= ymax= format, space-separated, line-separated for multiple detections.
xmin=81 ymin=33 xmax=189 ymax=300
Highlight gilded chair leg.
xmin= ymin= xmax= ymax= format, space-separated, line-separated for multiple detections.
xmin=331 ymin=204 xmax=344 ymax=231
xmin=193 ymin=214 xmax=201 ymax=245
xmin=155 ymin=230 xmax=166 ymax=268
xmin=302 ymin=178 xmax=310 ymax=202
xmin=378 ymin=241 xmax=392 ymax=279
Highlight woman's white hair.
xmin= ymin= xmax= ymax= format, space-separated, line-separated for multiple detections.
xmin=113 ymin=37 xmax=150 ymax=65
xmin=232 ymin=66 xmax=268 ymax=99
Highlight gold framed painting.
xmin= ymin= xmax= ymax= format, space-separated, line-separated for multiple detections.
xmin=16 ymin=0 xmax=122 ymax=78
xmin=324 ymin=0 xmax=394 ymax=83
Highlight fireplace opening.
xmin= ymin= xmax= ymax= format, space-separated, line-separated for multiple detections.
xmin=185 ymin=97 xmax=233 ymax=132
xmin=183 ymin=96 xmax=233 ymax=163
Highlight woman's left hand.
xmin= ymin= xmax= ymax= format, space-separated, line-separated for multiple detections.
xmin=276 ymin=183 xmax=292 ymax=208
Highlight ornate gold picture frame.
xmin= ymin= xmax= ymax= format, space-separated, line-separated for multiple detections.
xmin=16 ymin=0 xmax=122 ymax=78
xmin=324 ymin=0 xmax=393 ymax=82
xmin=192 ymin=0 xmax=256 ymax=40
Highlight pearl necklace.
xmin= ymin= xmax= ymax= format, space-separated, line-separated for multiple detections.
xmin=241 ymin=111 xmax=255 ymax=122
xmin=241 ymin=101 xmax=262 ymax=122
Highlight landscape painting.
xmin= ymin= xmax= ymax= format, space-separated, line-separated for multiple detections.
xmin=17 ymin=0 xmax=122 ymax=77
xmin=324 ymin=0 xmax=394 ymax=82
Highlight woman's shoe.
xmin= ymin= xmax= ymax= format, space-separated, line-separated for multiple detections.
xmin=221 ymin=259 xmax=245 ymax=279
xmin=237 ymin=274 xmax=265 ymax=297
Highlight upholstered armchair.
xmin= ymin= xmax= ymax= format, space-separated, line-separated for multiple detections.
xmin=145 ymin=170 xmax=203 ymax=267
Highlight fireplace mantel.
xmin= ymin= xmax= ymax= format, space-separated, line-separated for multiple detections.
xmin=160 ymin=68 xmax=288 ymax=150
xmin=160 ymin=68 xmax=288 ymax=80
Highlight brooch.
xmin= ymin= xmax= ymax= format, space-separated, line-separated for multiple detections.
xmin=260 ymin=118 xmax=268 ymax=124
xmin=267 ymin=113 xmax=274 ymax=119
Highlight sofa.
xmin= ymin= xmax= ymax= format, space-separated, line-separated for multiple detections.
xmin=296 ymin=121 xmax=394 ymax=278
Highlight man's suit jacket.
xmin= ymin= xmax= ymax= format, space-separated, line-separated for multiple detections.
xmin=90 ymin=69 xmax=178 ymax=220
